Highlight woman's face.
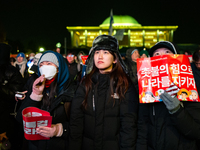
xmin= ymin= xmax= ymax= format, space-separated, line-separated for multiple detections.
xmin=39 ymin=61 xmax=58 ymax=79
xmin=153 ymin=48 xmax=173 ymax=57
xmin=94 ymin=50 xmax=115 ymax=74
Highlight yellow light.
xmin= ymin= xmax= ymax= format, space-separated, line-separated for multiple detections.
xmin=145 ymin=36 xmax=154 ymax=39
xmin=131 ymin=39 xmax=142 ymax=42
xmin=153 ymin=39 xmax=157 ymax=42
xmin=131 ymin=36 xmax=137 ymax=38
xmin=145 ymin=32 xmax=156 ymax=35
xmin=79 ymin=36 xmax=85 ymax=39
xmin=76 ymin=31 xmax=80 ymax=35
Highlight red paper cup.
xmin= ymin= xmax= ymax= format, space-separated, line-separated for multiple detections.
xmin=22 ymin=107 xmax=52 ymax=140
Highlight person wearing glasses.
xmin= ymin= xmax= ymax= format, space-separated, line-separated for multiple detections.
xmin=65 ymin=51 xmax=80 ymax=79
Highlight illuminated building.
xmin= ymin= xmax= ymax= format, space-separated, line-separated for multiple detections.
xmin=66 ymin=15 xmax=178 ymax=49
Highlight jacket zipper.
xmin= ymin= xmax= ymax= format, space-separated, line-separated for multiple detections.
xmin=153 ymin=104 xmax=155 ymax=116
xmin=92 ymin=90 xmax=95 ymax=111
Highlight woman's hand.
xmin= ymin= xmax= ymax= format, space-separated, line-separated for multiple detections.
xmin=15 ymin=91 xmax=28 ymax=101
xmin=36 ymin=124 xmax=61 ymax=138
xmin=32 ymin=75 xmax=46 ymax=95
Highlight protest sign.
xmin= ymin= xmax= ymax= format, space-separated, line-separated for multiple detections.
xmin=22 ymin=107 xmax=52 ymax=140
xmin=137 ymin=54 xmax=199 ymax=103
xmin=81 ymin=55 xmax=88 ymax=78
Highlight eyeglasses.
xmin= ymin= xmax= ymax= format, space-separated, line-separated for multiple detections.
xmin=67 ymin=54 xmax=74 ymax=57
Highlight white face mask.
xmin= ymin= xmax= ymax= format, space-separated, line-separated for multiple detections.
xmin=29 ymin=56 xmax=34 ymax=60
xmin=39 ymin=65 xmax=57 ymax=80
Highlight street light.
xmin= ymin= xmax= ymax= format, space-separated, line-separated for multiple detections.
xmin=56 ymin=42 xmax=61 ymax=48
xmin=39 ymin=47 xmax=45 ymax=52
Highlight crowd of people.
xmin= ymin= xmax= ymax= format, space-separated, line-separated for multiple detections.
xmin=1 ymin=35 xmax=200 ymax=150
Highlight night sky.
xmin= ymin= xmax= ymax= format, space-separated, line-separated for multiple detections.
xmin=0 ymin=0 xmax=199 ymax=53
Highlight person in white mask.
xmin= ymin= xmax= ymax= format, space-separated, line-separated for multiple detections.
xmin=16 ymin=50 xmax=77 ymax=150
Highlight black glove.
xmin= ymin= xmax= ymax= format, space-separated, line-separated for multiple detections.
xmin=160 ymin=91 xmax=181 ymax=114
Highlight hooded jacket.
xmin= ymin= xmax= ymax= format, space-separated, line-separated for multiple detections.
xmin=16 ymin=51 xmax=77 ymax=150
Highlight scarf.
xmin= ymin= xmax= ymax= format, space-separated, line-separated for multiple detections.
xmin=14 ymin=60 xmax=27 ymax=77
xmin=45 ymin=78 xmax=55 ymax=88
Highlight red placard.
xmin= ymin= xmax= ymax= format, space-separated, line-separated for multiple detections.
xmin=81 ymin=55 xmax=88 ymax=65
xmin=22 ymin=107 xmax=52 ymax=140
xmin=137 ymin=54 xmax=199 ymax=103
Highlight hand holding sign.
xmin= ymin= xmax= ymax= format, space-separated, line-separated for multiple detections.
xmin=36 ymin=124 xmax=60 ymax=138
xmin=22 ymin=107 xmax=52 ymax=140
xmin=160 ymin=91 xmax=181 ymax=114
xmin=137 ymin=54 xmax=199 ymax=103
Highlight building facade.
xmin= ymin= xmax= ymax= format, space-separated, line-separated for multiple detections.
xmin=66 ymin=15 xmax=178 ymax=49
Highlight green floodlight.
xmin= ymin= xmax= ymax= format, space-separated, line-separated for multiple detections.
xmin=39 ymin=47 xmax=45 ymax=52
xmin=56 ymin=42 xmax=61 ymax=48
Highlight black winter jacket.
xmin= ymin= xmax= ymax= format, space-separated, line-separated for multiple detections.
xmin=136 ymin=101 xmax=200 ymax=150
xmin=65 ymin=59 xmax=80 ymax=79
xmin=16 ymin=78 xmax=77 ymax=150
xmin=0 ymin=64 xmax=24 ymax=133
xmin=69 ymin=73 xmax=138 ymax=150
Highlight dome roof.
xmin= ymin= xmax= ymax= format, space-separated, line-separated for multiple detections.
xmin=100 ymin=15 xmax=141 ymax=27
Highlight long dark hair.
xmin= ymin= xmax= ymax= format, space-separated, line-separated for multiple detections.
xmin=41 ymin=75 xmax=58 ymax=111
xmin=82 ymin=52 xmax=129 ymax=109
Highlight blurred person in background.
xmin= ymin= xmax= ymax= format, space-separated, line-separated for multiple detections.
xmin=28 ymin=52 xmax=35 ymax=61
xmin=139 ymin=49 xmax=149 ymax=58
xmin=0 ymin=43 xmax=24 ymax=150
xmin=13 ymin=52 xmax=29 ymax=83
xmin=184 ymin=50 xmax=192 ymax=55
xmin=65 ymin=51 xmax=81 ymax=79
xmin=124 ymin=48 xmax=140 ymax=92
xmin=76 ymin=51 xmax=85 ymax=65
